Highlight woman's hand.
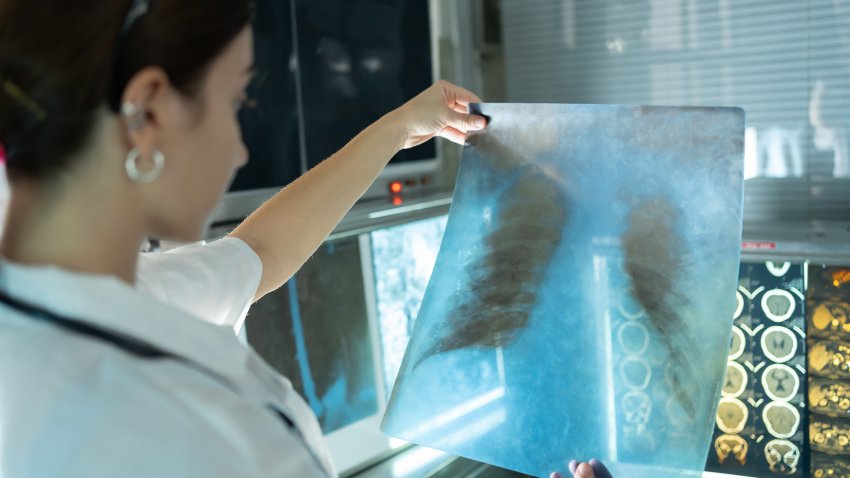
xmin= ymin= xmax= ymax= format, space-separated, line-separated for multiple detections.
xmin=388 ymin=80 xmax=488 ymax=149
xmin=550 ymin=459 xmax=613 ymax=478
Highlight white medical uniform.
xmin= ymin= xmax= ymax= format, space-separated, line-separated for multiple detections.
xmin=0 ymin=237 xmax=337 ymax=478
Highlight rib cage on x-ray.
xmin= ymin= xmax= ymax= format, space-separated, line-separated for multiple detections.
xmin=413 ymin=151 xmax=700 ymax=419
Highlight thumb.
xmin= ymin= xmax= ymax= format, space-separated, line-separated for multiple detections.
xmin=446 ymin=110 xmax=487 ymax=133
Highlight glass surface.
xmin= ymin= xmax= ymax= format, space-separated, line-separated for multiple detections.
xmin=247 ymin=237 xmax=378 ymax=434
xmin=370 ymin=215 xmax=449 ymax=395
xmin=230 ymin=0 xmax=303 ymax=192
xmin=230 ymin=0 xmax=438 ymax=193
xmin=293 ymin=0 xmax=435 ymax=169
xmin=382 ymin=103 xmax=746 ymax=478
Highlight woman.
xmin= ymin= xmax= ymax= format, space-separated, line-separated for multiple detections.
xmin=0 ymin=0 xmax=608 ymax=476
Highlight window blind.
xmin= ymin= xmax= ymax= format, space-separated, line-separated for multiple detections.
xmin=500 ymin=0 xmax=850 ymax=224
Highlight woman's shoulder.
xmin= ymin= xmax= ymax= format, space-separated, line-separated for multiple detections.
xmin=136 ymin=236 xmax=262 ymax=329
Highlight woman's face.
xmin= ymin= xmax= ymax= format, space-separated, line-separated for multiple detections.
xmin=147 ymin=27 xmax=254 ymax=241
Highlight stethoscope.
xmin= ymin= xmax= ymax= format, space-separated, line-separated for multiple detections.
xmin=0 ymin=288 xmax=332 ymax=477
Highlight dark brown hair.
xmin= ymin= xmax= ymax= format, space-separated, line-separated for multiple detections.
xmin=0 ymin=0 xmax=251 ymax=180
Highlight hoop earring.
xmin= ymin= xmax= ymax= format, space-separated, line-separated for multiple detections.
xmin=125 ymin=148 xmax=165 ymax=183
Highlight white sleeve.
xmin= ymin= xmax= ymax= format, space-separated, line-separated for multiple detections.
xmin=136 ymin=237 xmax=262 ymax=332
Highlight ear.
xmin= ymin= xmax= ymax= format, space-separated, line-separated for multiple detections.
xmin=119 ymin=66 xmax=174 ymax=156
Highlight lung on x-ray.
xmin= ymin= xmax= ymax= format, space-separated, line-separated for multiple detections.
xmin=381 ymin=104 xmax=745 ymax=478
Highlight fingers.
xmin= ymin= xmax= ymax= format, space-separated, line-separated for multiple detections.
xmin=438 ymin=126 xmax=467 ymax=146
xmin=446 ymin=110 xmax=487 ymax=134
xmin=395 ymin=80 xmax=485 ymax=149
xmin=449 ymin=102 xmax=470 ymax=114
xmin=556 ymin=459 xmax=607 ymax=478
xmin=574 ymin=462 xmax=594 ymax=478
xmin=439 ymin=79 xmax=482 ymax=106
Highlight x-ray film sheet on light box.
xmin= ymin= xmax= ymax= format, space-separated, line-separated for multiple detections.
xmin=381 ymin=103 xmax=745 ymax=478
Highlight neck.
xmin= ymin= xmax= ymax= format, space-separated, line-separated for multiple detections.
xmin=1 ymin=175 xmax=145 ymax=285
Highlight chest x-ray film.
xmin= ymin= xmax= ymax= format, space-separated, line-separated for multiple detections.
xmin=381 ymin=104 xmax=745 ymax=478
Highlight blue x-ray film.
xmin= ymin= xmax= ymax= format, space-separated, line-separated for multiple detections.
xmin=381 ymin=104 xmax=745 ymax=478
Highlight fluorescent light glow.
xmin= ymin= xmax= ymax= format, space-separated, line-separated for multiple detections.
xmin=391 ymin=446 xmax=448 ymax=476
xmin=406 ymin=387 xmax=505 ymax=438
xmin=367 ymin=197 xmax=452 ymax=219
